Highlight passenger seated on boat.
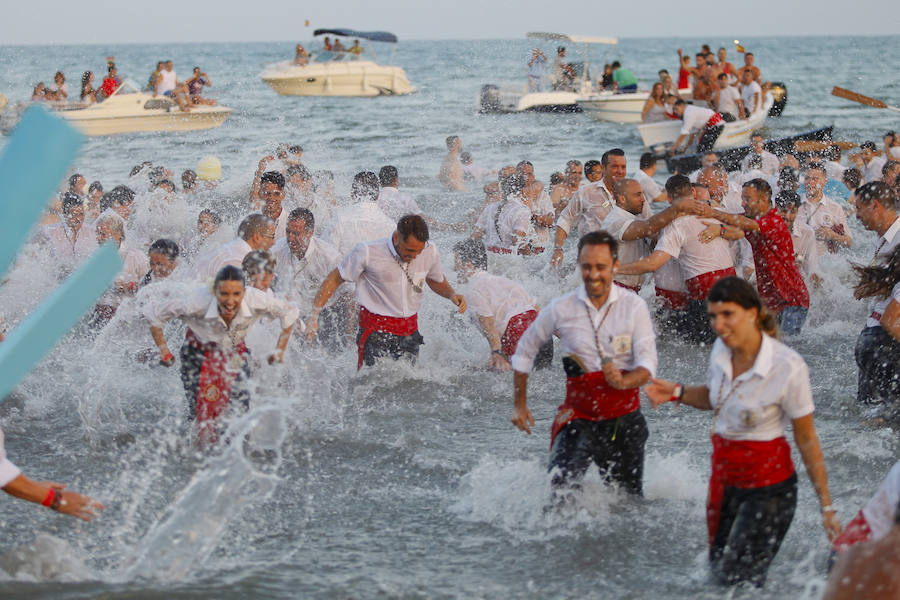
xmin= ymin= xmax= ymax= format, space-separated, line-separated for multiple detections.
xmin=642 ymin=83 xmax=668 ymax=123
xmin=332 ymin=38 xmax=347 ymax=52
xmin=658 ymin=69 xmax=679 ymax=97
xmin=323 ymin=37 xmax=333 ymax=51
xmin=349 ymin=40 xmax=364 ymax=56
xmin=293 ymin=44 xmax=309 ymax=66
xmin=611 ymin=61 xmax=638 ymax=93
xmin=147 ymin=61 xmax=164 ymax=92
xmin=80 ymin=71 xmax=96 ymax=103
xmin=99 ymin=66 xmax=121 ymax=100
xmin=31 ymin=82 xmax=48 ymax=102
xmin=49 ymin=72 xmax=68 ymax=101
xmin=599 ymin=63 xmax=614 ymax=91
xmin=186 ymin=67 xmax=217 ymax=106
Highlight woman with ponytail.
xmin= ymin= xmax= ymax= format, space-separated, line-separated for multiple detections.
xmin=644 ymin=276 xmax=841 ymax=587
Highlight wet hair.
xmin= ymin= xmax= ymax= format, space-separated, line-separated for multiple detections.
xmin=774 ymin=191 xmax=801 ymax=211
xmin=238 ymin=213 xmax=275 ymax=241
xmin=707 ymin=276 xmax=778 ymax=338
xmin=673 ymin=99 xmax=686 ymax=108
xmin=804 ymin=163 xmax=826 ymax=179
xmin=577 ymin=230 xmax=618 ymax=260
xmin=611 ymin=61 xmax=621 ymax=69
xmin=213 ymin=265 xmax=245 ymax=289
xmin=95 ymin=214 xmax=124 ymax=237
xmin=516 ymin=160 xmax=533 ymax=171
xmin=743 ymin=178 xmax=772 ymax=201
xmin=453 ymin=238 xmax=488 ymax=271
xmin=854 ymin=245 xmax=900 ymax=300
xmin=181 ymin=169 xmax=197 ymax=189
xmin=600 ymin=148 xmax=625 ymax=166
xmin=778 ymin=167 xmax=799 ymax=189
xmin=446 ymin=135 xmax=460 ymax=150
xmin=855 ymin=181 xmax=898 ymax=211
xmin=61 ymin=192 xmax=83 ymax=214
xmin=665 ymin=174 xmax=693 ymax=199
xmin=99 ymin=192 xmax=116 ymax=212
xmin=288 ymin=144 xmax=303 ymax=155
xmin=566 ymin=159 xmax=582 ymax=171
xmin=286 ymin=164 xmax=311 ymax=180
xmin=639 ymin=152 xmax=656 ymax=170
xmin=88 ymin=180 xmax=103 ymax=194
xmin=110 ymin=185 xmax=136 ymax=205
xmin=549 ymin=172 xmax=564 ymax=186
xmin=351 ymin=171 xmax=380 ymax=203
xmin=378 ymin=165 xmax=399 ymax=187
xmin=842 ymin=167 xmax=862 ymax=190
xmin=397 ymin=214 xmax=429 ymax=243
xmin=860 ymin=141 xmax=877 ymax=152
xmin=68 ymin=173 xmax=84 ymax=189
xmin=287 ymin=207 xmax=315 ymax=230
xmin=148 ymin=238 xmax=180 ymax=261
xmin=156 ymin=179 xmax=176 ymax=192
xmin=198 ymin=208 xmax=222 ymax=225
xmin=260 ymin=170 xmax=285 ymax=190
xmin=583 ymin=160 xmax=602 ymax=178
xmin=148 ymin=166 xmax=166 ymax=186
xmin=242 ymin=250 xmax=276 ymax=276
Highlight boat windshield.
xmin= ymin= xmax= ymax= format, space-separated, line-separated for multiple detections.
xmin=312 ymin=51 xmax=368 ymax=63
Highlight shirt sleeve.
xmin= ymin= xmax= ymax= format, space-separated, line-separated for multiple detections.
xmin=425 ymin=244 xmax=445 ymax=283
xmin=257 ymin=289 xmax=302 ymax=331
xmin=337 ymin=242 xmax=368 ymax=283
xmin=780 ymin=356 xmax=815 ymax=419
xmin=654 ymin=222 xmax=684 ymax=259
xmin=0 ymin=429 xmax=22 ymax=488
xmin=555 ymin=192 xmax=581 ymax=234
xmin=510 ymin=300 xmax=559 ymax=373
xmin=603 ymin=212 xmax=633 ymax=242
xmin=142 ymin=290 xmax=191 ymax=328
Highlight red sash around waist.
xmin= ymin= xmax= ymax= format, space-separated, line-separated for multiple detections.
xmin=550 ymin=370 xmax=640 ymax=446
xmin=655 ymin=286 xmax=689 ymax=310
xmin=871 ymin=312 xmax=883 ymax=322
xmin=614 ymin=281 xmax=641 ymax=294
xmin=501 ymin=309 xmax=537 ymax=358
xmin=185 ymin=328 xmax=249 ymax=447
xmin=487 ymin=246 xmax=512 ymax=254
xmin=357 ymin=306 xmax=418 ymax=369
xmin=684 ymin=267 xmax=736 ymax=301
xmin=706 ymin=434 xmax=795 ymax=546
xmin=706 ymin=112 xmax=724 ymax=128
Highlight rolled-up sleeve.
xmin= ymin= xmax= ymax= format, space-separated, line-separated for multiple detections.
xmin=555 ymin=193 xmax=581 ymax=234
xmin=511 ymin=301 xmax=558 ymax=373
xmin=142 ymin=294 xmax=185 ymax=329
xmin=337 ymin=242 xmax=368 ymax=283
xmin=0 ymin=428 xmax=22 ymax=488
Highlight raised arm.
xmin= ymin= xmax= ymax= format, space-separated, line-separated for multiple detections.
xmin=617 ymin=250 xmax=672 ymax=275
xmin=622 ymin=199 xmax=711 ymax=241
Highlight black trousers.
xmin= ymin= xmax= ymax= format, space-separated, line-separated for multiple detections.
xmin=710 ymin=473 xmax=797 ymax=587
xmin=548 ymin=411 xmax=649 ymax=496
xmin=358 ymin=329 xmax=424 ymax=368
xmin=697 ymin=125 xmax=724 ymax=153
xmin=855 ymin=326 xmax=900 ymax=407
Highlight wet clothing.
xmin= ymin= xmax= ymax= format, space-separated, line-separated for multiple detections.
xmin=744 ymin=208 xmax=810 ymax=316
xmin=855 ymin=325 xmax=900 ymax=408
xmin=832 ymin=461 xmax=900 ymax=553
xmin=0 ymin=427 xmax=21 ymax=487
xmin=356 ymin=307 xmax=421 ymax=369
xmin=680 ymin=105 xmax=724 ymax=152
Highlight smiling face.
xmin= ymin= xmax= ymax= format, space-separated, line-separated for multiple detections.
xmin=149 ymin=251 xmax=177 ymax=279
xmin=215 ymin=280 xmax=245 ymax=322
xmin=604 ymin=155 xmax=627 ymax=186
xmin=578 ymin=243 xmax=618 ymax=305
xmin=740 ymin=185 xmax=768 ymax=218
xmin=708 ymin=301 xmax=758 ymax=350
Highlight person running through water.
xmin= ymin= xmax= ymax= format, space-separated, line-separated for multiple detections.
xmin=143 ymin=265 xmax=300 ymax=446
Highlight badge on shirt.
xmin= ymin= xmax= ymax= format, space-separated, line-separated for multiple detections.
xmin=612 ymin=334 xmax=632 ymax=355
xmin=739 ymin=409 xmax=758 ymax=427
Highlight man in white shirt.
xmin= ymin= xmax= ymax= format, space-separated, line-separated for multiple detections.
xmin=473 ymin=173 xmax=537 ymax=254
xmin=272 ymin=208 xmax=340 ymax=313
xmin=511 ymin=230 xmax=657 ymax=497
xmin=552 ymin=150 xmax=626 ymax=268
xmin=634 ymin=152 xmax=668 ymax=205
xmin=739 ymin=69 xmax=762 ymax=116
xmin=90 ymin=214 xmax=150 ymax=327
xmin=377 ymin=165 xmax=423 ymax=221
xmin=697 ymin=165 xmax=745 ymax=214
xmin=305 ymin=215 xmax=466 ymax=369
xmin=322 ymin=171 xmax=396 ymax=256
xmin=774 ymin=191 xmax=820 ymax=284
xmin=453 ymin=238 xmax=550 ymax=371
xmin=194 ymin=213 xmax=276 ymax=281
xmin=156 ymin=60 xmax=177 ymax=96
xmin=713 ymin=73 xmax=743 ymax=121
xmin=882 ymin=160 xmax=900 ymax=188
xmin=671 ymin=100 xmax=724 ymax=155
xmin=859 ymin=141 xmax=887 ymax=184
xmin=35 ymin=193 xmax=97 ymax=274
xmin=517 ymin=161 xmax=554 ymax=249
xmin=740 ymin=134 xmax=780 ymax=176
xmin=796 ymin=165 xmax=852 ymax=256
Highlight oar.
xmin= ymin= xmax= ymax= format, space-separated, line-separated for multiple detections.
xmin=794 ymin=141 xmax=856 ymax=153
xmin=831 ymin=87 xmax=900 ymax=113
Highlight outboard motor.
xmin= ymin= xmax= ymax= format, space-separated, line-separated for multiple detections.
xmin=769 ymin=82 xmax=788 ymax=117
xmin=479 ymin=85 xmax=501 ymax=114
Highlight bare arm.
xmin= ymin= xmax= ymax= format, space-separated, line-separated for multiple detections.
xmin=792 ymin=414 xmax=842 ymax=541
xmin=268 ymin=325 xmax=293 ymax=364
xmin=150 ymin=325 xmax=174 ymax=365
xmin=617 ymin=250 xmax=672 ymax=275
xmin=426 ymin=277 xmax=467 ymax=313
xmin=671 ymin=133 xmax=688 ymax=154
xmin=711 ymin=209 xmax=760 ymax=232
xmin=881 ymin=299 xmax=900 ymax=343
xmin=645 ymin=379 xmax=713 ymax=410
xmin=477 ymin=315 xmax=511 ymax=370
xmin=511 ymin=370 xmax=534 ymax=433
xmin=622 ymin=199 xmax=711 ymax=241
xmin=304 ymin=268 xmax=346 ymax=341
xmin=3 ymin=474 xmax=104 ymax=521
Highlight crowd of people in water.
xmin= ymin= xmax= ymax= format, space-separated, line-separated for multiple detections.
xmin=3 ymin=54 xmax=900 ymax=594
xmin=28 ymin=56 xmax=216 ymax=111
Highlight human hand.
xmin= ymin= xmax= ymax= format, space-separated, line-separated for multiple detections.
xmin=489 ymin=352 xmax=511 ymax=371
xmin=50 ymin=486 xmax=105 ymax=521
xmin=679 ymin=200 xmax=713 ymax=218
xmin=451 ymin=294 xmax=467 ymax=314
xmin=267 ymin=351 xmax=284 ymax=365
xmin=697 ymin=222 xmax=721 ymax=244
xmin=645 ymin=378 xmax=677 ymax=408
xmin=602 ymin=361 xmax=627 ymax=389
xmin=823 ymin=511 xmax=842 ymax=542
xmin=159 ymin=350 xmax=175 ymax=367
xmin=550 ymin=247 xmax=564 ymax=269
xmin=511 ymin=404 xmax=534 ymax=434
xmin=303 ymin=315 xmax=319 ymax=343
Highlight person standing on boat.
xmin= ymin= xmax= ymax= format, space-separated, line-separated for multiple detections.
xmin=737 ymin=52 xmax=761 ymax=84
xmin=611 ymin=61 xmax=638 ymax=93
xmin=144 ymin=265 xmax=300 ymax=445
xmin=739 ymin=69 xmax=762 ymax=116
xmin=712 ymin=73 xmax=744 ymax=122
xmin=527 ymin=48 xmax=548 ymax=92
xmin=99 ymin=66 xmax=120 ymax=99
xmin=511 ymin=231 xmax=657 ymax=497
xmin=716 ymin=47 xmax=738 ymax=85
xmin=645 ymin=276 xmax=841 ymax=587
xmin=669 ymin=99 xmax=724 ymax=155
xmin=305 ymin=214 xmax=467 ymax=369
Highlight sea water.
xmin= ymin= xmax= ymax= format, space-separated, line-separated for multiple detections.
xmin=0 ymin=36 xmax=897 ymax=599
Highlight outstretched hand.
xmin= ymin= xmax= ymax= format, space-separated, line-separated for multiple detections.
xmin=645 ymin=378 xmax=677 ymax=408
xmin=511 ymin=404 xmax=535 ymax=434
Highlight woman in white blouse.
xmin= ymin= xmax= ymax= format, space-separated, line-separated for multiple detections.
xmin=646 ymin=276 xmax=841 ymax=587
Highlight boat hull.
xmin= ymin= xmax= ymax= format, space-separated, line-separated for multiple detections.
xmin=62 ymin=108 xmax=231 ymax=136
xmin=577 ymin=91 xmax=649 ymax=123
xmin=479 ymin=85 xmax=587 ymax=113
xmin=260 ymin=61 xmax=414 ymax=97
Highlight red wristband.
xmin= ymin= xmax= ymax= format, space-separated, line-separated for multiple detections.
xmin=41 ymin=487 xmax=57 ymax=507
xmin=162 ymin=352 xmax=174 ymax=362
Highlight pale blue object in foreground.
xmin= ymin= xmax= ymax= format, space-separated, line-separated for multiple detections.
xmin=0 ymin=106 xmax=122 ymax=401
xmin=0 ymin=106 xmax=83 ymax=277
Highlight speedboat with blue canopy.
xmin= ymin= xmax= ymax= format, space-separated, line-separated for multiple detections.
xmin=260 ymin=28 xmax=415 ymax=97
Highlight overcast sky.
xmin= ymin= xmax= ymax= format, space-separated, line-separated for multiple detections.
xmin=3 ymin=0 xmax=898 ymax=44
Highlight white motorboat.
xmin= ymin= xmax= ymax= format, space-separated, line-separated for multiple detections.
xmin=260 ymin=28 xmax=414 ymax=97
xmin=576 ymin=90 xmax=653 ymax=123
xmin=0 ymin=80 xmax=231 ymax=136
xmin=637 ymin=93 xmax=775 ymax=151
xmin=479 ymin=32 xmax=617 ymax=113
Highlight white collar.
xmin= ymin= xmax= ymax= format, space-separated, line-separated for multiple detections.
xmin=712 ymin=333 xmax=775 ymax=382
xmin=203 ymin=290 xmax=252 ymax=322
xmin=882 ymin=216 xmax=900 ymax=244
xmin=576 ymin=281 xmax=621 ymax=313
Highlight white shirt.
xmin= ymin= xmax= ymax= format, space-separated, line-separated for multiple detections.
xmin=338 ymin=237 xmax=445 ymax=318
xmin=465 ymin=271 xmax=536 ymax=335
xmin=462 ymin=163 xmax=493 ymax=181
xmin=717 ymin=85 xmax=741 ymax=117
xmin=193 ymin=238 xmax=253 ymax=281
xmin=680 ymin=105 xmax=717 ymax=135
xmin=272 ymin=236 xmax=340 ymax=311
xmin=377 ymin=186 xmax=423 ymax=221
xmin=158 ymin=68 xmax=177 ymax=94
xmin=861 ymin=461 xmax=900 ymax=541
xmin=864 ymin=156 xmax=887 ymax=184
xmin=654 ymin=256 xmax=686 ymax=293
xmin=555 ymin=179 xmax=615 ymax=235
xmin=512 ymin=283 xmax=657 ymax=375
xmin=527 ymin=188 xmax=555 ymax=245
xmin=322 ymin=202 xmax=396 ymax=257
xmin=634 ymin=169 xmax=664 ymax=204
xmin=791 ymin=221 xmax=819 ymax=280
xmin=602 ymin=205 xmax=648 ymax=289
xmin=654 ymin=215 xmax=735 ymax=280
xmin=143 ymin=285 xmax=301 ymax=345
xmin=0 ymin=427 xmax=21 ymax=488
xmin=740 ymin=81 xmax=762 ymax=114
xmin=707 ymin=334 xmax=815 ymax=441
xmin=825 ymin=160 xmax=847 ymax=181
xmin=475 ymin=198 xmax=533 ymax=250
xmin=740 ymin=150 xmax=780 ymax=177
xmin=796 ymin=195 xmax=852 ymax=256
xmin=36 ymin=222 xmax=97 ymax=264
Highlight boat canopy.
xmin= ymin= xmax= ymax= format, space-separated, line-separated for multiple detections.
xmin=526 ymin=32 xmax=617 ymax=45
xmin=313 ymin=28 xmax=398 ymax=43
